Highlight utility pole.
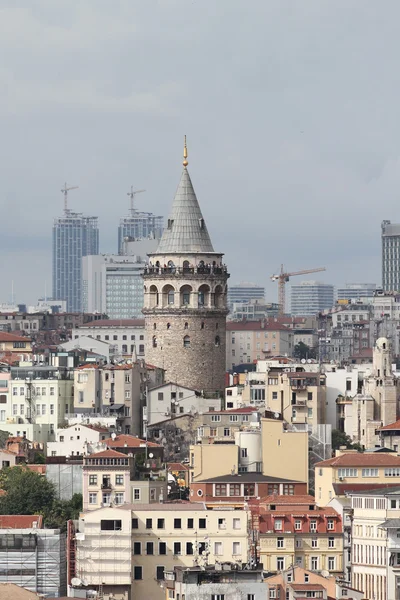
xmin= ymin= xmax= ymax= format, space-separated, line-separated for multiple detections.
xmin=127 ymin=187 xmax=146 ymax=216
xmin=61 ymin=182 xmax=79 ymax=215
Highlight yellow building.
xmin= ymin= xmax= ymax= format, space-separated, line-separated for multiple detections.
xmin=257 ymin=495 xmax=343 ymax=576
xmin=190 ymin=443 xmax=239 ymax=482
xmin=261 ymin=418 xmax=309 ymax=487
xmin=0 ymin=331 xmax=32 ymax=357
xmin=315 ymin=449 xmax=400 ymax=506
xmin=74 ymin=503 xmax=250 ymax=600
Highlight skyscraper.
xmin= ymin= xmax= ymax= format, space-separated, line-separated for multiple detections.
xmin=117 ymin=187 xmax=163 ymax=253
xmin=52 ymin=189 xmax=99 ymax=312
xmin=227 ymin=282 xmax=265 ymax=309
xmin=290 ymin=281 xmax=335 ymax=316
xmin=382 ymin=220 xmax=400 ymax=292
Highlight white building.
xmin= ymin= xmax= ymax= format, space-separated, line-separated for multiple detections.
xmin=227 ymin=282 xmax=265 ymax=309
xmin=337 ymin=283 xmax=376 ymax=302
xmin=47 ymin=423 xmax=109 ymax=457
xmin=291 ymin=281 xmax=335 ymax=316
xmin=73 ymin=319 xmax=145 ymax=358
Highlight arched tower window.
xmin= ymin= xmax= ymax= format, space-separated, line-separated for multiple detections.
xmin=149 ymin=285 xmax=159 ymax=308
xmin=180 ymin=285 xmax=192 ymax=307
xmin=201 ymin=322 xmax=205 ymax=330
xmin=215 ymin=335 xmax=220 ymax=347
xmin=152 ymin=336 xmax=157 ymax=348
xmin=183 ymin=336 xmax=190 ymax=348
xmin=198 ymin=284 xmax=210 ymax=308
xmin=183 ymin=260 xmax=190 ymax=273
xmin=184 ymin=322 xmax=189 ymax=330
xmin=214 ymin=285 xmax=224 ymax=308
xmin=153 ymin=323 xmax=157 ymax=330
xmin=162 ymin=285 xmax=175 ymax=307
xmin=167 ymin=323 xmax=171 ymax=329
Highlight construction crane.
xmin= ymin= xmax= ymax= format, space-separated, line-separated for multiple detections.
xmin=271 ymin=264 xmax=326 ymax=316
xmin=61 ymin=182 xmax=79 ymax=215
xmin=127 ymin=186 xmax=146 ymax=216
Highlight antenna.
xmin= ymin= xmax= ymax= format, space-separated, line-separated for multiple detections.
xmin=61 ymin=182 xmax=79 ymax=215
xmin=127 ymin=186 xmax=146 ymax=216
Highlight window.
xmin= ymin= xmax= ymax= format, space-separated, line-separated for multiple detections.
xmin=211 ymin=596 xmax=225 ymax=600
xmin=215 ymin=484 xmax=227 ymax=497
xmin=146 ymin=542 xmax=154 ymax=555
xmin=232 ymin=542 xmax=241 ymax=555
xmin=274 ymin=519 xmax=282 ymax=531
xmin=277 ymin=557 xmax=284 ymax=571
xmin=233 ymin=518 xmax=241 ymax=530
xmin=328 ymin=556 xmax=335 ymax=570
xmin=20 ymin=404 xmax=24 ymax=415
xmin=311 ymin=538 xmax=318 ymax=548
xmin=102 ymin=493 xmax=111 ymax=505
xmin=125 ymin=391 xmax=130 ymax=399
xmin=310 ymin=520 xmax=317 ymax=532
xmin=157 ymin=518 xmax=165 ymax=529
xmin=277 ymin=537 xmax=284 ymax=548
xmin=311 ymin=556 xmax=319 ymax=570
xmin=230 ymin=415 xmax=239 ymax=422
xmin=229 ymin=484 xmax=241 ymax=497
xmin=214 ymin=541 xmax=223 ymax=555
xmin=186 ymin=541 xmax=193 ymax=555
xmin=19 ymin=387 xmax=24 ymax=396
xmin=211 ymin=414 xmax=221 ymax=422
xmin=183 ymin=336 xmax=190 ymax=348
xmin=134 ymin=489 xmax=140 ymax=500
xmin=224 ymin=428 xmax=231 ymax=437
xmin=42 ymin=404 xmax=46 ymax=415
xmin=12 ymin=404 xmax=17 ymax=415
xmin=89 ymin=475 xmax=97 ymax=486
xmin=50 ymin=404 xmax=54 ymax=415
xmin=12 ymin=388 xmax=17 ymax=396
xmin=133 ymin=542 xmax=141 ymax=555
xmin=156 ymin=566 xmax=165 ymax=580
xmin=100 ymin=520 xmax=122 ymax=531
xmin=115 ymin=493 xmax=124 ymax=505
xmin=304 ymin=574 xmax=309 ymax=583
xmin=338 ymin=468 xmax=358 ymax=478
xmin=115 ymin=475 xmax=123 ymax=485
xmin=327 ymin=519 xmax=334 ymax=531
xmin=60 ymin=435 xmax=64 ymax=442
xmin=42 ymin=387 xmax=46 ymax=396
xmin=159 ymin=542 xmax=166 ymax=555
xmin=199 ymin=518 xmax=206 ymax=529
xmin=173 ymin=542 xmax=181 ymax=555
xmin=174 ymin=518 xmax=182 ymax=529
xmin=134 ymin=566 xmax=142 ymax=580
xmin=385 ymin=468 xmax=400 ymax=477
xmin=362 ymin=468 xmax=378 ymax=477
xmin=89 ymin=493 xmax=97 ymax=505
xmin=146 ymin=518 xmax=152 ymax=529
xmin=269 ymin=591 xmax=276 ymax=599
xmin=132 ymin=518 xmax=139 ymax=529
xmin=328 ymin=537 xmax=335 ymax=548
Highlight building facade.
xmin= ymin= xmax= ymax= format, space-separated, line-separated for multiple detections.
xmin=118 ymin=215 xmax=163 ymax=254
xmin=291 ymin=281 xmax=335 ymax=316
xmin=382 ymin=219 xmax=400 ymax=292
xmin=226 ymin=321 xmax=294 ymax=369
xmin=52 ymin=210 xmax=99 ymax=312
xmin=74 ymin=319 xmax=146 ymax=357
xmin=227 ymin=283 xmax=265 ymax=309
xmin=337 ymin=283 xmax=377 ymax=301
xmin=142 ymin=144 xmax=229 ymax=393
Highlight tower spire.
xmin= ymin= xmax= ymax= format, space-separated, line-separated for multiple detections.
xmin=183 ymin=135 xmax=188 ymax=168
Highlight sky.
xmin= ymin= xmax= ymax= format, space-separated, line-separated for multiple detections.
xmin=1 ymin=0 xmax=400 ymax=305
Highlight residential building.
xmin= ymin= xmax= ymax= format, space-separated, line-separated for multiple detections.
xmin=46 ymin=423 xmax=110 ymax=457
xmin=195 ymin=407 xmax=260 ymax=444
xmin=261 ymin=418 xmax=309 ymax=487
xmin=315 ymin=449 xmax=400 ymax=506
xmin=191 ymin=473 xmax=307 ymax=507
xmin=82 ymin=253 xmax=150 ymax=319
xmin=228 ymin=299 xmax=280 ymax=321
xmin=337 ymin=283 xmax=377 ymax=301
xmin=165 ymin=564 xmax=265 ymax=600
xmin=0 ymin=516 xmax=66 ymax=597
xmin=52 ymin=206 xmax=99 ymax=312
xmin=348 ymin=486 xmax=400 ymax=600
xmin=74 ymin=318 xmax=146 ymax=358
xmin=82 ymin=447 xmax=166 ymax=511
xmin=382 ymin=219 xmax=400 ymax=292
xmin=378 ymin=418 xmax=400 ymax=451
xmin=143 ymin=147 xmax=229 ymax=393
xmin=145 ymin=382 xmax=221 ymax=428
xmin=226 ymin=321 xmax=294 ymax=369
xmin=293 ymin=328 xmax=318 ymax=350
xmin=256 ymin=495 xmax=343 ymax=576
xmin=0 ymin=331 xmax=32 ymax=359
xmin=265 ymin=566 xmax=364 ymax=600
xmin=290 ymin=281 xmax=335 ymax=316
xmin=72 ymin=502 xmax=250 ymax=600
xmin=227 ymin=283 xmax=265 ymax=309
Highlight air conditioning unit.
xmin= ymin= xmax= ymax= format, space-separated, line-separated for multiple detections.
xmin=339 ymin=477 xmax=344 ymax=481
xmin=244 ymin=496 xmax=250 ymax=501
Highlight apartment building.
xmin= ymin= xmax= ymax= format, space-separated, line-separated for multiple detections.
xmin=315 ymin=450 xmax=400 ymax=506
xmin=73 ymin=503 xmax=250 ymax=600
xmin=0 ymin=331 xmax=32 ymax=359
xmin=196 ymin=407 xmax=260 ymax=444
xmin=261 ymin=418 xmax=309 ymax=486
xmin=226 ymin=321 xmax=293 ymax=369
xmin=348 ymin=486 xmax=400 ymax=600
xmin=378 ymin=418 xmax=400 ymax=450
xmin=74 ymin=318 xmax=145 ymax=357
xmin=255 ymin=495 xmax=343 ymax=576
xmin=47 ymin=423 xmax=110 ymax=457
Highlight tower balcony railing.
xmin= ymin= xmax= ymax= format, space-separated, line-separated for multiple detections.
xmin=144 ymin=265 xmax=229 ymax=277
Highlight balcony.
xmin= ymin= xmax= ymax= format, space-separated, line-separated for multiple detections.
xmin=101 ymin=481 xmax=112 ymax=491
xmin=292 ymin=399 xmax=307 ymax=406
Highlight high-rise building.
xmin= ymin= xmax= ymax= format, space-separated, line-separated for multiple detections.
xmin=82 ymin=238 xmax=158 ymax=319
xmin=143 ymin=140 xmax=229 ymax=392
xmin=290 ymin=281 xmax=335 ymax=316
xmin=382 ymin=220 xmax=400 ymax=291
xmin=52 ymin=203 xmax=99 ymax=312
xmin=227 ymin=282 xmax=265 ymax=309
xmin=337 ymin=283 xmax=376 ymax=302
xmin=117 ymin=189 xmax=163 ymax=253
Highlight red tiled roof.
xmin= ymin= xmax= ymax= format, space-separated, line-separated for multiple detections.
xmin=168 ymin=462 xmax=189 ymax=472
xmin=291 ymin=584 xmax=325 ymax=591
xmin=80 ymin=319 xmax=144 ymax=328
xmin=105 ymin=434 xmax=161 ymax=449
xmin=88 ymin=449 xmax=128 ymax=458
xmin=260 ymin=494 xmax=316 ymax=505
xmin=333 ymin=482 xmax=400 ymax=495
xmin=208 ymin=406 xmax=257 ymax=414
xmin=316 ymin=453 xmax=400 ymax=467
xmin=0 ymin=332 xmax=31 ymax=343
xmin=103 ymin=364 xmax=132 ymax=371
xmin=0 ymin=515 xmax=43 ymax=529
xmin=378 ymin=418 xmax=400 ymax=431
xmin=76 ymin=364 xmax=99 ymax=370
xmin=84 ymin=424 xmax=110 ymax=434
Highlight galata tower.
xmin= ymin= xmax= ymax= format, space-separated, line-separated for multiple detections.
xmin=142 ymin=138 xmax=229 ymax=393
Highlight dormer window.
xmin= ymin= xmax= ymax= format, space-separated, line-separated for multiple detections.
xmin=199 ymin=218 xmax=204 ymax=229
xmin=167 ymin=219 xmax=174 ymax=229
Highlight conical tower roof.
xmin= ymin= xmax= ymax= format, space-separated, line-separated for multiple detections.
xmin=156 ymin=141 xmax=215 ymax=254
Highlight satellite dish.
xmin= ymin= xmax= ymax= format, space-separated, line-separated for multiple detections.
xmin=301 ymin=359 xmax=306 ymax=364
xmin=307 ymin=359 xmax=312 ymax=363
xmin=149 ymin=452 xmax=154 ymax=458
xmin=71 ymin=577 xmax=82 ymax=586
xmin=111 ymin=432 xmax=117 ymax=440
xmin=274 ymin=412 xmax=280 ymax=419
xmin=320 ymin=570 xmax=329 ymax=578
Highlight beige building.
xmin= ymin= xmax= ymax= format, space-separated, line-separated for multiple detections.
xmin=226 ymin=321 xmax=294 ymax=369
xmin=0 ymin=331 xmax=32 ymax=358
xmin=73 ymin=502 xmax=250 ymax=600
xmin=74 ymin=318 xmax=146 ymax=357
xmin=315 ymin=449 xmax=400 ymax=506
xmin=261 ymin=418 xmax=309 ymax=487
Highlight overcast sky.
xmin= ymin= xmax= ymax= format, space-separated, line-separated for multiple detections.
xmin=1 ymin=1 xmax=399 ymax=305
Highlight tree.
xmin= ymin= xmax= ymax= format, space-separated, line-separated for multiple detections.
xmin=0 ymin=466 xmax=56 ymax=516
xmin=332 ymin=429 xmax=363 ymax=452
xmin=0 ymin=431 xmax=10 ymax=449
xmin=293 ymin=342 xmax=317 ymax=360
xmin=44 ymin=494 xmax=82 ymax=531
